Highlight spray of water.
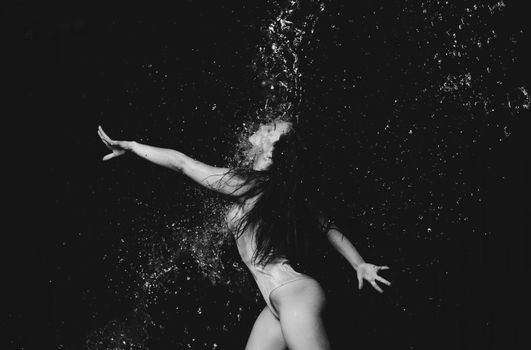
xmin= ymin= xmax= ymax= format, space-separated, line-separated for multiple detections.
xmin=86 ymin=0 xmax=527 ymax=348
xmin=87 ymin=2 xmax=327 ymax=349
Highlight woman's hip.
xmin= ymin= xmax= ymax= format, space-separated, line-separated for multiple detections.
xmin=269 ymin=277 xmax=327 ymax=317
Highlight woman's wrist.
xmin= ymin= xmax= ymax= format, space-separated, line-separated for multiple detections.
xmin=351 ymin=260 xmax=366 ymax=271
xmin=124 ymin=141 xmax=136 ymax=151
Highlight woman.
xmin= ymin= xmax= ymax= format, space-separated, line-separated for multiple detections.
xmin=97 ymin=120 xmax=391 ymax=350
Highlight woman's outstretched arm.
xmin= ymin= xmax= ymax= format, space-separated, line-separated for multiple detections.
xmin=97 ymin=126 xmax=245 ymax=196
xmin=326 ymin=223 xmax=366 ymax=269
xmin=321 ymin=218 xmax=392 ymax=293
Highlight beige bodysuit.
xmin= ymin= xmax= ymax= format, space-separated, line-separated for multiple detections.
xmin=226 ymin=201 xmax=310 ymax=318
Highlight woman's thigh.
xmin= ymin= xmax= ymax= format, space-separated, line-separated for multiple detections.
xmin=245 ymin=306 xmax=287 ymax=350
xmin=270 ymin=278 xmax=331 ymax=350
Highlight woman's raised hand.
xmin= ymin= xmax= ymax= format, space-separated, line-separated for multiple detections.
xmin=356 ymin=263 xmax=391 ymax=293
xmin=97 ymin=126 xmax=131 ymax=161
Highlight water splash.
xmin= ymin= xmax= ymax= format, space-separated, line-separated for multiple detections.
xmin=229 ymin=0 xmax=327 ymax=168
xmin=87 ymin=0 xmax=527 ymax=348
xmin=249 ymin=0 xmax=326 ymax=125
xmin=440 ymin=73 xmax=472 ymax=92
xmin=87 ymin=2 xmax=327 ymax=348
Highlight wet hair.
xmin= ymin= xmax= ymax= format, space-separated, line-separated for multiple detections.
xmin=227 ymin=125 xmax=331 ymax=271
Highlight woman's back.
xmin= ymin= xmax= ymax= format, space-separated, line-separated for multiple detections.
xmin=226 ymin=195 xmax=279 ymax=267
xmin=226 ymin=197 xmax=311 ymax=319
xmin=226 ymin=199 xmax=256 ymax=265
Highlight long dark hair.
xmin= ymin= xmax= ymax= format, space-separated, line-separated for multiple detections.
xmin=227 ymin=125 xmax=331 ymax=271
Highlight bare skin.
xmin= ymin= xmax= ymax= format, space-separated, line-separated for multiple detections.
xmin=245 ymin=307 xmax=286 ymax=350
xmin=98 ymin=122 xmax=391 ymax=349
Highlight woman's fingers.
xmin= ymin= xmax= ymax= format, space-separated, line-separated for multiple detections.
xmin=99 ymin=133 xmax=114 ymax=150
xmin=98 ymin=126 xmax=115 ymax=144
xmin=375 ymin=275 xmax=391 ymax=286
xmin=98 ymin=128 xmax=119 ymax=150
xmin=102 ymin=153 xmax=116 ymax=161
xmin=97 ymin=128 xmax=110 ymax=143
xmin=97 ymin=126 xmax=107 ymax=140
xmin=370 ymin=280 xmax=384 ymax=293
xmin=98 ymin=125 xmax=108 ymax=137
xmin=100 ymin=128 xmax=113 ymax=143
xmin=98 ymin=127 xmax=125 ymax=161
xmin=358 ymin=275 xmax=363 ymax=290
xmin=378 ymin=266 xmax=390 ymax=270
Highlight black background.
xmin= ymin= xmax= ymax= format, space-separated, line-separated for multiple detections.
xmin=7 ymin=0 xmax=530 ymax=349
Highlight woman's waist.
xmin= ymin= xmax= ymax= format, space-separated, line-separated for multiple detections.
xmin=247 ymin=258 xmax=301 ymax=276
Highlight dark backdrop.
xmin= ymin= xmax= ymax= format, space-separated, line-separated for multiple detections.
xmin=9 ymin=0 xmax=530 ymax=349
